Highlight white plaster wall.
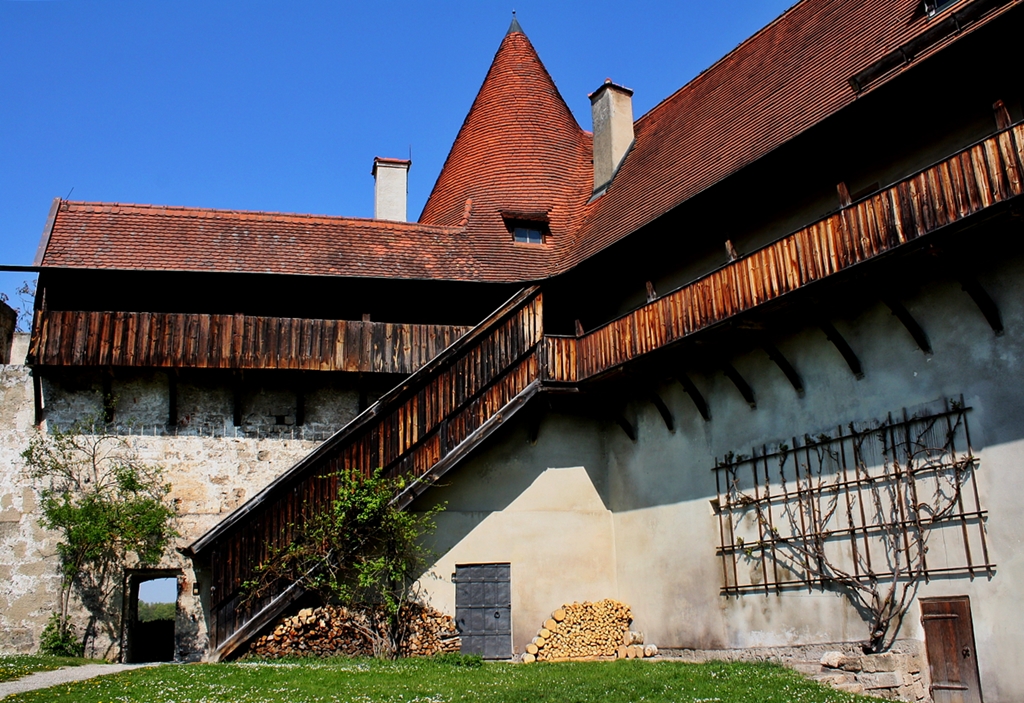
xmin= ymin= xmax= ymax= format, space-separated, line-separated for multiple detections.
xmin=415 ymin=415 xmax=617 ymax=651
xmin=416 ymin=250 xmax=1024 ymax=701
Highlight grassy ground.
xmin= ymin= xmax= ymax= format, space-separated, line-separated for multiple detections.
xmin=0 ymin=655 xmax=97 ymax=682
xmin=3 ymin=656 xmax=877 ymax=703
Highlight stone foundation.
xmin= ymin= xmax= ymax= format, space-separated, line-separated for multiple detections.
xmin=660 ymin=640 xmax=929 ymax=702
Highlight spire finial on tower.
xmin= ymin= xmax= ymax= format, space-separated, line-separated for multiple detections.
xmin=506 ymin=10 xmax=523 ymax=35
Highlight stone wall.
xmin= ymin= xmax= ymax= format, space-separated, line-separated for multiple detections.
xmin=0 ymin=334 xmax=371 ymax=660
xmin=662 ymin=640 xmax=929 ymax=701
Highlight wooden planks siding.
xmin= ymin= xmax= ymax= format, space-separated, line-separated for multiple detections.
xmin=29 ymin=311 xmax=470 ymax=375
xmin=198 ymin=289 xmax=544 ymax=656
xmin=575 ymin=125 xmax=1024 ymax=380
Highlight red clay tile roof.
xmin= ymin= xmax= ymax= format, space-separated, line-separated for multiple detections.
xmin=38 ymin=201 xmax=482 ymax=280
xmin=418 ymin=28 xmax=593 ymax=277
xmin=566 ymin=0 xmax=1018 ymax=267
xmin=36 ymin=0 xmax=1017 ymax=282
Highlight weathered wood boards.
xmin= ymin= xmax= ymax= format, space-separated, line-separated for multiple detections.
xmin=29 ymin=310 xmax=470 ymax=375
xmin=575 ymin=126 xmax=1024 ymax=380
xmin=201 ymin=289 xmax=544 ymax=655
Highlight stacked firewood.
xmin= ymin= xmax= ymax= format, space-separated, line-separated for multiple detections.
xmin=521 ymin=599 xmax=656 ymax=663
xmin=248 ymin=603 xmax=460 ymax=658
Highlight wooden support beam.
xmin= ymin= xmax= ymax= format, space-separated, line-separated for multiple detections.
xmin=102 ymin=370 xmax=115 ymax=424
xmin=232 ymin=372 xmax=243 ymax=427
xmin=722 ymin=363 xmax=756 ymax=409
xmin=615 ymin=415 xmax=637 ymax=442
xmin=526 ymin=398 xmax=547 ymax=445
xmin=649 ymin=392 xmax=674 ymax=431
xmin=837 ymin=181 xmax=852 ymax=207
xmin=959 ymin=276 xmax=1003 ymax=335
xmin=884 ymin=297 xmax=932 ymax=354
xmin=677 ymin=373 xmax=710 ymax=421
xmin=819 ymin=321 xmax=863 ymax=379
xmin=993 ymin=99 xmax=1012 ymax=130
xmin=574 ymin=319 xmax=585 ymax=337
xmin=32 ymin=370 xmax=44 ymax=427
xmin=645 ymin=281 xmax=658 ymax=303
xmin=762 ymin=343 xmax=804 ymax=396
xmin=295 ymin=374 xmax=306 ymax=427
xmin=168 ymin=370 xmax=178 ymax=428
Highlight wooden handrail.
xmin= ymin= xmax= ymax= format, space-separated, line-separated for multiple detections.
xmin=187 ymin=287 xmax=545 ymax=657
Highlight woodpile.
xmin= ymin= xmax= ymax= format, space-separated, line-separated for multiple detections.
xmin=248 ymin=603 xmax=460 ymax=658
xmin=521 ymin=599 xmax=657 ymax=663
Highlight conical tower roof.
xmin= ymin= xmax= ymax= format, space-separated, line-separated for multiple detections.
xmin=419 ymin=21 xmax=592 ymax=261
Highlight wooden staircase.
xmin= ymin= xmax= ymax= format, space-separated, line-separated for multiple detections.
xmin=185 ymin=286 xmax=560 ymax=660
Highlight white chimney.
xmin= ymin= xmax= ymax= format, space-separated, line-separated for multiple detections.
xmin=372 ymin=157 xmax=411 ymax=221
xmin=589 ymin=79 xmax=634 ymax=196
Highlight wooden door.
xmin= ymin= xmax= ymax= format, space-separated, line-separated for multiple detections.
xmin=921 ymin=596 xmax=983 ymax=703
xmin=454 ymin=563 xmax=512 ymax=659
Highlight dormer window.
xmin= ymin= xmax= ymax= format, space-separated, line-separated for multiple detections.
xmin=504 ymin=217 xmax=548 ymax=245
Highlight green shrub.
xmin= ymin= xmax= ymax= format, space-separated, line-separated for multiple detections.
xmin=39 ymin=614 xmax=84 ymax=658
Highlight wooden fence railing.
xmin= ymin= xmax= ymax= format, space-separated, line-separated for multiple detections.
xmin=575 ymin=124 xmax=1024 ymax=380
xmin=29 ymin=310 xmax=470 ymax=375
xmin=186 ymin=288 xmax=544 ymax=659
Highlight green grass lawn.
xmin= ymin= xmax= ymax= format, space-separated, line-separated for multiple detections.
xmin=0 ymin=654 xmax=97 ymax=682
xmin=2 ymin=656 xmax=877 ymax=703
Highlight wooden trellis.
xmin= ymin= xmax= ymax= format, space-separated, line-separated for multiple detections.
xmin=714 ymin=397 xmax=993 ymax=596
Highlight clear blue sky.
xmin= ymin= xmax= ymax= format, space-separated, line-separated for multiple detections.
xmin=1 ymin=0 xmax=796 ymax=325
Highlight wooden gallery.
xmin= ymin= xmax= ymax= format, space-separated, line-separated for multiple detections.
xmin=2 ymin=0 xmax=1023 ymax=700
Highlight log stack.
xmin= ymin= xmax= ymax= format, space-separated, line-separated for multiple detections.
xmin=248 ymin=603 xmax=460 ymax=658
xmin=521 ymin=599 xmax=656 ymax=663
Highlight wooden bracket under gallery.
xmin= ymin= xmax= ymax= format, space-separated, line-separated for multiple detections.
xmin=649 ymin=392 xmax=674 ymax=431
xmin=676 ymin=373 xmax=710 ymax=421
xmin=722 ymin=363 xmax=756 ymax=409
xmin=819 ymin=321 xmax=864 ymax=379
xmin=762 ymin=342 xmax=804 ymax=396
xmin=884 ymin=296 xmax=932 ymax=354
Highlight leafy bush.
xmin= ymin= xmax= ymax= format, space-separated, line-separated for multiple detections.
xmin=243 ymin=468 xmax=444 ymax=658
xmin=23 ymin=417 xmax=177 ymax=655
xmin=39 ymin=614 xmax=85 ymax=658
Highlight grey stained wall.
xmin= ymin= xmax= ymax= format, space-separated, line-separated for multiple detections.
xmin=0 ymin=337 xmax=369 ymax=659
xmin=414 ymin=246 xmax=1024 ymax=702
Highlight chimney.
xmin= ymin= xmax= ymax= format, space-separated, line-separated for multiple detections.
xmin=589 ymin=79 xmax=634 ymax=196
xmin=372 ymin=157 xmax=411 ymax=221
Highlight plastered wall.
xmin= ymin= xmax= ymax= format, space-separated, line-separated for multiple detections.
xmin=415 ymin=250 xmax=1024 ymax=702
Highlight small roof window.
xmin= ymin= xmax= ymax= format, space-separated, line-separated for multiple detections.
xmin=504 ymin=217 xmax=548 ymax=245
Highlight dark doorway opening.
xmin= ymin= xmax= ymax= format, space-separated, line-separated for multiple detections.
xmin=454 ymin=563 xmax=512 ymax=660
xmin=124 ymin=571 xmax=179 ymax=663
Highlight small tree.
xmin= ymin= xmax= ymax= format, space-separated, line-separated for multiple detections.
xmin=23 ymin=418 xmax=177 ymax=656
xmin=243 ymin=469 xmax=443 ymax=658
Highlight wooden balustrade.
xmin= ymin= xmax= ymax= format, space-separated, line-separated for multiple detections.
xmin=189 ymin=288 xmax=544 ymax=658
xmin=575 ymin=125 xmax=1024 ymax=380
xmin=29 ymin=310 xmax=470 ymax=375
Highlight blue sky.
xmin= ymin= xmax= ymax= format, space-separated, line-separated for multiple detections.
xmin=0 ymin=0 xmax=795 ymax=325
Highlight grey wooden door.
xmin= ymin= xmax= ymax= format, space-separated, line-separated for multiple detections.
xmin=454 ymin=563 xmax=511 ymax=659
xmin=921 ymin=596 xmax=983 ymax=703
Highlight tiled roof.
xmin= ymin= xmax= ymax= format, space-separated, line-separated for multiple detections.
xmin=37 ymin=0 xmax=1016 ymax=282
xmin=38 ymin=201 xmax=485 ymax=280
xmin=566 ymin=0 xmax=1011 ymax=267
xmin=417 ymin=26 xmax=594 ymax=277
